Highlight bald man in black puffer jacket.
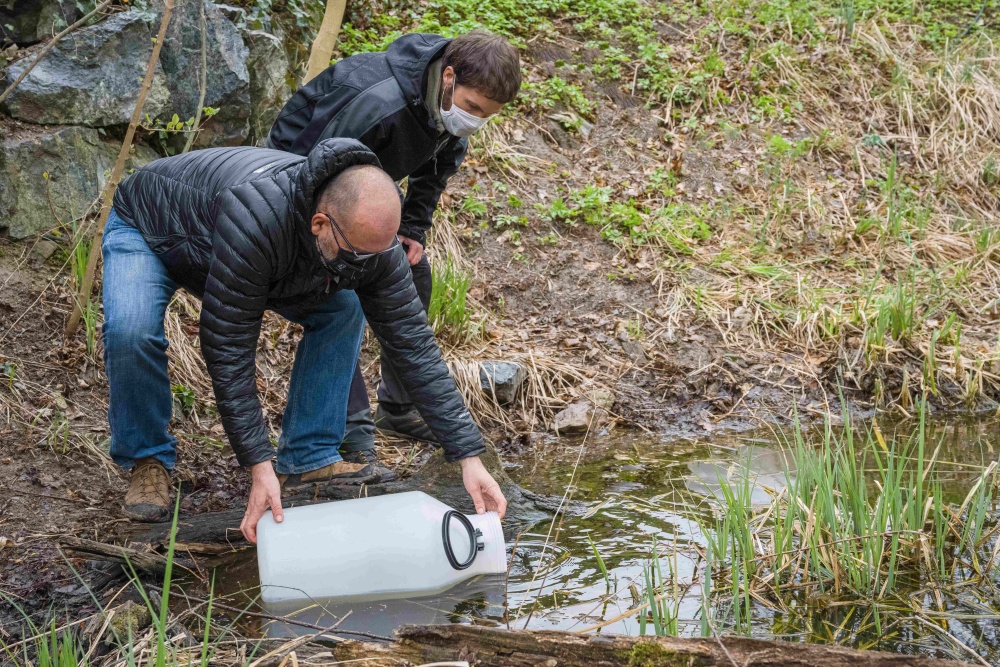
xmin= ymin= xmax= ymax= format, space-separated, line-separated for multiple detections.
xmin=103 ymin=138 xmax=506 ymax=543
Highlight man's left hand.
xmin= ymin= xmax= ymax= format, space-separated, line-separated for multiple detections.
xmin=398 ymin=234 xmax=424 ymax=266
xmin=460 ymin=456 xmax=507 ymax=518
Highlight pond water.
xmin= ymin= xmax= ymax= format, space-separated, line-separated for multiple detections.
xmin=209 ymin=416 xmax=1000 ymax=662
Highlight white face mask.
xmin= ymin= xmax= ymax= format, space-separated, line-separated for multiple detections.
xmin=440 ymin=83 xmax=489 ymax=137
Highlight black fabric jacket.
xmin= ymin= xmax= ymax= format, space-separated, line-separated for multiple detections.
xmin=112 ymin=138 xmax=485 ymax=467
xmin=266 ymin=33 xmax=466 ymax=246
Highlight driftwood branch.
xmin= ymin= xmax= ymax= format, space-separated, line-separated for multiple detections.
xmin=319 ymin=624 xmax=972 ymax=667
xmin=0 ymin=0 xmax=114 ymax=106
xmin=58 ymin=535 xmax=195 ymax=573
xmin=65 ymin=0 xmax=176 ymax=338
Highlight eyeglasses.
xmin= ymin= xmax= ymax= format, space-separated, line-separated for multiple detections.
xmin=325 ymin=214 xmax=396 ymax=264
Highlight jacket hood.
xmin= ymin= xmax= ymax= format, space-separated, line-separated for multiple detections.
xmin=289 ymin=137 xmax=383 ymax=257
xmin=386 ymin=33 xmax=450 ymax=107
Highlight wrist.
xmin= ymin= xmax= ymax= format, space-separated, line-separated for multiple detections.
xmin=250 ymin=461 xmax=275 ymax=480
xmin=459 ymin=456 xmax=482 ymax=470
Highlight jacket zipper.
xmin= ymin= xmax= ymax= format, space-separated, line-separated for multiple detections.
xmin=432 ymin=135 xmax=449 ymax=176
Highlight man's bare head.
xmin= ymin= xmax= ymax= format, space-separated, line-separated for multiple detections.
xmin=311 ymin=165 xmax=400 ymax=259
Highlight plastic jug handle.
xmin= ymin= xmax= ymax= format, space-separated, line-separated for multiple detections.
xmin=441 ymin=510 xmax=483 ymax=570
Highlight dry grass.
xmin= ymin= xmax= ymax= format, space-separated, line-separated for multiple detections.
xmin=567 ymin=14 xmax=1000 ymax=409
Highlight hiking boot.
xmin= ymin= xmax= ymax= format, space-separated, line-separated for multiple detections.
xmin=278 ymin=460 xmax=378 ymax=492
xmin=374 ymin=404 xmax=439 ymax=445
xmin=340 ymin=448 xmax=397 ymax=482
xmin=123 ymin=458 xmax=171 ymax=522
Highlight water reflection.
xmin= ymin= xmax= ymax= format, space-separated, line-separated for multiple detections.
xmin=261 ymin=575 xmax=507 ymax=640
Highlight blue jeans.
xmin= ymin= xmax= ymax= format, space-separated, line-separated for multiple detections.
xmin=101 ymin=208 xmax=364 ymax=474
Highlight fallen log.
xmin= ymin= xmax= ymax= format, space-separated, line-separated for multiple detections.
xmin=316 ymin=624 xmax=971 ymax=667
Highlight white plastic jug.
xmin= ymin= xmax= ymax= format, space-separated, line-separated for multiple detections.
xmin=256 ymin=491 xmax=506 ymax=603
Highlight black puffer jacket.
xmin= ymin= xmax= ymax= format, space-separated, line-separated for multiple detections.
xmin=266 ymin=33 xmax=466 ymax=246
xmin=112 ymin=138 xmax=485 ymax=467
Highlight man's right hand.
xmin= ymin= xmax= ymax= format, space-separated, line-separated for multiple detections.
xmin=241 ymin=461 xmax=284 ymax=544
xmin=397 ymin=234 xmax=424 ymax=266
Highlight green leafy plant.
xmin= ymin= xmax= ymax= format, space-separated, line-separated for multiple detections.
xmin=428 ymin=260 xmax=476 ymax=342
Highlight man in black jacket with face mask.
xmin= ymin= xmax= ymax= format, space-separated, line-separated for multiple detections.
xmin=267 ymin=30 xmax=521 ymax=467
xmin=103 ymin=137 xmax=506 ymax=542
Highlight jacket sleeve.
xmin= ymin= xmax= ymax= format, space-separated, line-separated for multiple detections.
xmin=398 ymin=137 xmax=467 ymax=246
xmin=199 ymin=191 xmax=274 ymax=467
xmin=356 ymin=248 xmax=485 ymax=461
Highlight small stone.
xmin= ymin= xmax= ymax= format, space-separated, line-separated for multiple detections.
xmin=589 ymin=387 xmax=615 ymax=410
xmin=620 ymin=340 xmax=647 ymax=364
xmin=553 ymin=399 xmax=608 ymax=435
xmin=105 ymin=600 xmax=152 ymax=640
xmin=479 ymin=361 xmax=526 ymax=405
xmin=31 ymin=239 xmax=58 ymax=260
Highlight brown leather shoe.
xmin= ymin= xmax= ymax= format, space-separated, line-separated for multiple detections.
xmin=123 ymin=458 xmax=171 ymax=522
xmin=278 ymin=460 xmax=377 ymax=492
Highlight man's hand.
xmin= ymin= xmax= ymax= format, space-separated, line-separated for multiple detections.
xmin=460 ymin=456 xmax=507 ymax=518
xmin=397 ymin=234 xmax=424 ymax=266
xmin=241 ymin=461 xmax=284 ymax=544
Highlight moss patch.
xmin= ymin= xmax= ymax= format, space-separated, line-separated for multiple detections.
xmin=623 ymin=641 xmax=706 ymax=667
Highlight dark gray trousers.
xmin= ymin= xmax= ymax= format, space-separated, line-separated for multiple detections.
xmin=342 ymin=255 xmax=432 ymax=450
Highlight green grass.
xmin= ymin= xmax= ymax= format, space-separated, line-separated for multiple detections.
xmin=587 ymin=536 xmax=612 ymax=590
xmin=428 ymin=260 xmax=477 ymax=342
xmin=699 ymin=401 xmax=1000 ymax=635
xmin=68 ymin=223 xmax=98 ymax=358
xmin=638 ymin=537 xmax=681 ymax=637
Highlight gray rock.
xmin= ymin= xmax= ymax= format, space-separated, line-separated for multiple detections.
xmin=245 ymin=29 xmax=289 ymax=145
xmin=3 ymin=2 xmax=251 ymax=147
xmin=479 ymin=361 xmax=526 ymax=405
xmin=31 ymin=238 xmax=58 ymax=260
xmin=2 ymin=12 xmax=171 ymax=126
xmin=159 ymin=0 xmax=250 ymax=148
xmin=0 ymin=126 xmax=158 ymax=239
xmin=213 ymin=3 xmax=246 ymax=25
xmin=552 ymin=399 xmax=609 ymax=435
xmin=1 ymin=0 xmax=81 ymax=46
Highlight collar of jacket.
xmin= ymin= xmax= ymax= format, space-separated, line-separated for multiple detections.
xmin=423 ymin=57 xmax=447 ymax=133
xmin=386 ymin=33 xmax=450 ymax=130
xmin=288 ymin=137 xmax=383 ymax=272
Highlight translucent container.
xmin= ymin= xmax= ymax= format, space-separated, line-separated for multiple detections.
xmin=256 ymin=491 xmax=506 ymax=603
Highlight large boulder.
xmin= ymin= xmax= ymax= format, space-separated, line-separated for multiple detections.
xmin=1 ymin=0 xmax=81 ymax=46
xmin=2 ymin=1 xmax=251 ymax=147
xmin=158 ymin=0 xmax=251 ymax=147
xmin=1 ymin=11 xmax=171 ymax=127
xmin=245 ymin=29 xmax=290 ymax=145
xmin=0 ymin=126 xmax=158 ymax=239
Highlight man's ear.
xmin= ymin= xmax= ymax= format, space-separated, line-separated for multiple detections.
xmin=442 ymin=65 xmax=455 ymax=89
xmin=310 ymin=212 xmax=329 ymax=237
